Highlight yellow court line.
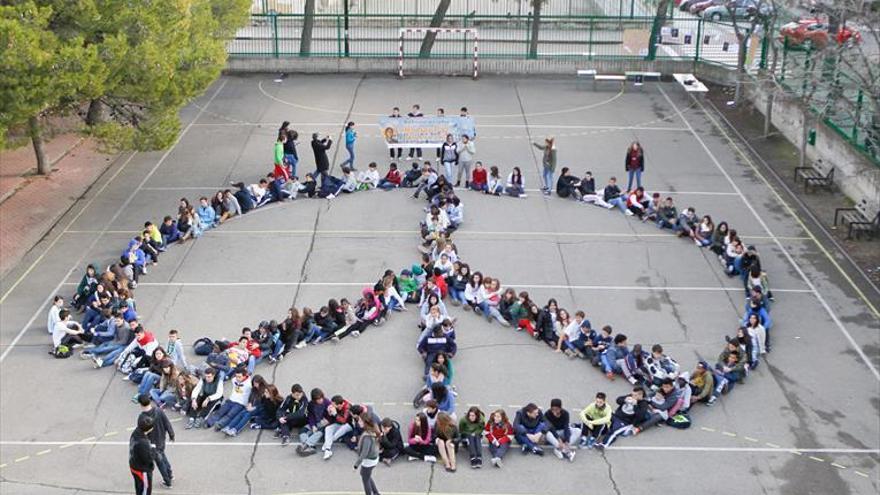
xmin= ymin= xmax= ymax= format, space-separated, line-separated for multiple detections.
xmin=35 ymin=449 xmax=51 ymax=456
xmin=831 ymin=463 xmax=848 ymax=470
xmin=809 ymin=456 xmax=826 ymax=463
xmin=699 ymin=98 xmax=880 ymax=319
xmin=14 ymin=456 xmax=29 ymax=463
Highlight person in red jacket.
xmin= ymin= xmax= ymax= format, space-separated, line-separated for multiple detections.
xmin=378 ymin=163 xmax=402 ymax=190
xmin=484 ymin=409 xmax=514 ymax=468
xmin=241 ymin=328 xmax=262 ymax=375
xmin=321 ymin=395 xmax=352 ymax=460
xmin=431 ymin=268 xmax=449 ymax=299
xmin=470 ymin=161 xmax=488 ymax=192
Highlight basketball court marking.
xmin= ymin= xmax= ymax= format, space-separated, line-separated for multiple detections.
xmin=658 ymin=86 xmax=880 ymax=382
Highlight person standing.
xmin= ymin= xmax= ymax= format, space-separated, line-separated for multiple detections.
xmin=407 ymin=104 xmax=424 ymax=160
xmin=456 ymin=135 xmax=475 ymax=188
xmin=48 ymin=295 xmax=64 ymax=334
xmin=388 ymin=107 xmax=402 ymax=159
xmin=353 ymin=415 xmax=381 ymax=495
xmin=624 ymin=141 xmax=644 ymax=191
xmin=311 ymin=133 xmax=333 ymax=180
xmin=340 ymin=122 xmax=358 ymax=170
xmin=138 ymin=394 xmax=175 ymax=488
xmin=435 ymin=108 xmax=446 ymax=161
xmin=439 ymin=134 xmax=459 ymax=183
xmin=129 ymin=415 xmax=155 ymax=495
xmin=533 ymin=137 xmax=557 ymax=195
xmin=273 ymin=132 xmax=289 ymax=180
xmin=284 ymin=129 xmax=299 ymax=178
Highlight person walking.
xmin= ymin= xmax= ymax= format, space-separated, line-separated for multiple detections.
xmin=340 ymin=121 xmax=358 ymax=170
xmin=138 ymin=394 xmax=175 ymax=488
xmin=456 ymin=135 xmax=475 ymax=188
xmin=624 ymin=141 xmax=644 ymax=191
xmin=129 ymin=415 xmax=155 ymax=495
xmin=353 ymin=415 xmax=381 ymax=495
xmin=311 ymin=133 xmax=333 ymax=180
xmin=533 ymin=137 xmax=557 ymax=195
xmin=283 ymin=128 xmax=299 ymax=178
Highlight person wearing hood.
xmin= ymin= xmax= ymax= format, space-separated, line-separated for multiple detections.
xmin=311 ymin=133 xmax=333 ymax=179
xmin=597 ymin=387 xmax=649 ymax=448
xmin=71 ymin=265 xmax=99 ymax=311
xmin=689 ymin=361 xmax=715 ymax=406
xmin=635 ymin=378 xmax=682 ymax=434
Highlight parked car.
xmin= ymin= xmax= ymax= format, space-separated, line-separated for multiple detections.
xmin=679 ymin=0 xmax=700 ymax=11
xmin=689 ymin=0 xmax=724 ymax=14
xmin=779 ymin=18 xmax=861 ymax=49
xmin=702 ymin=0 xmax=772 ymax=21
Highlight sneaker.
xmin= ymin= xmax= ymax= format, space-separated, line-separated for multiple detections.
xmin=323 ymin=449 xmax=333 ymax=460
xmin=131 ymin=395 xmax=139 ymax=403
xmin=707 ymin=396 xmax=717 ymax=407
xmin=299 ymin=446 xmax=317 ymax=457
xmin=185 ymin=418 xmax=196 ymax=430
xmin=92 ymin=357 xmax=103 ymax=368
xmin=281 ymin=436 xmax=290 ymax=446
xmin=294 ymin=342 xmax=307 ymax=349
xmin=521 ymin=445 xmax=529 ymax=455
xmin=382 ymin=458 xmax=392 ymax=466
xmin=423 ymin=455 xmax=437 ymax=463
xmin=553 ymin=448 xmax=564 ymax=460
xmin=407 ymin=456 xmax=418 ymax=462
xmin=532 ymin=447 xmax=544 ymax=456
xmin=122 ymin=374 xmax=130 ymax=381
xmin=351 ymin=330 xmax=360 ymax=338
xmin=625 ymin=209 xmax=634 ymax=216
xmin=495 ymin=458 xmax=503 ymax=468
xmin=326 ymin=194 xmax=335 ymax=199
xmin=500 ymin=319 xmax=511 ymax=327
xmin=567 ymin=450 xmax=576 ymax=462
xmin=519 ymin=193 xmax=528 ymax=198
xmin=160 ymin=480 xmax=172 ymax=488
xmin=79 ymin=351 xmax=92 ymax=360
xmin=250 ymin=423 xmax=261 ymax=430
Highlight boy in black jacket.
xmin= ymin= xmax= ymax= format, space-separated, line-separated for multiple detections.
xmin=138 ymin=394 xmax=175 ymax=488
xmin=129 ymin=415 xmax=155 ymax=495
xmin=277 ymin=384 xmax=308 ymax=446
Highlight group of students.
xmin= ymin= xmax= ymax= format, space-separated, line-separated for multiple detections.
xmin=41 ymin=119 xmax=780 ymax=495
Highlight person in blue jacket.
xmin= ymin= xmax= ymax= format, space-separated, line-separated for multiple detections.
xmin=340 ymin=121 xmax=357 ymax=170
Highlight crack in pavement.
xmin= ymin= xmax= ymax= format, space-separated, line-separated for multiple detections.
xmin=0 ymin=476 xmax=128 ymax=494
xmin=599 ymin=450 xmax=623 ymax=495
xmin=425 ymin=462 xmax=436 ymax=495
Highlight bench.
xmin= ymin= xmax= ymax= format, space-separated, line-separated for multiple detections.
xmin=834 ymin=199 xmax=880 ymax=240
xmin=625 ymin=71 xmax=662 ymax=87
xmin=672 ymin=73 xmax=709 ymax=94
xmin=793 ymin=159 xmax=835 ymax=193
xmin=577 ymin=69 xmax=626 ymax=90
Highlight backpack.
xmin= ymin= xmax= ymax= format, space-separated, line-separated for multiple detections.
xmin=193 ymin=337 xmax=214 ymax=356
xmin=118 ymin=353 xmax=140 ymax=375
xmin=666 ymin=412 xmax=692 ymax=429
xmin=53 ymin=345 xmax=72 ymax=359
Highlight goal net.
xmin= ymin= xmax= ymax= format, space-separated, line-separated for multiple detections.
xmin=398 ymin=28 xmax=478 ymax=79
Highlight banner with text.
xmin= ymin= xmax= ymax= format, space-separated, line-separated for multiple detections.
xmin=378 ymin=116 xmax=476 ymax=148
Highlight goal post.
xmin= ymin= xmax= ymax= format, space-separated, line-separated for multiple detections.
xmin=398 ymin=28 xmax=479 ymax=79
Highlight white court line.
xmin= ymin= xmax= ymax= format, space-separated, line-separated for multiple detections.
xmin=59 ymin=228 xmax=811 ymax=242
xmin=0 ymin=440 xmax=876 ymax=454
xmin=659 ymin=86 xmax=880 ymax=382
xmin=55 ymin=281 xmax=813 ymax=293
xmin=0 ymin=80 xmax=229 ymax=364
xmin=191 ymin=122 xmax=690 ymax=132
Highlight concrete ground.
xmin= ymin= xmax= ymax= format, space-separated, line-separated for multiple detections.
xmin=0 ymin=74 xmax=878 ymax=495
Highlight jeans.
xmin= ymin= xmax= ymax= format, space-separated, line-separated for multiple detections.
xmin=442 ymin=161 xmax=456 ymax=182
xmin=340 ymin=143 xmax=356 ymax=169
xmin=284 ymin=154 xmax=298 ymax=177
xmin=138 ymin=372 xmax=161 ymax=396
xmin=228 ymin=404 xmax=261 ymax=433
xmin=607 ymin=196 xmax=627 ymax=213
xmin=246 ymin=354 xmax=262 ymax=375
xmin=600 ymin=353 xmax=622 ymax=374
xmin=81 ymin=307 xmax=103 ymax=330
xmin=300 ymin=427 xmax=325 ymax=447
xmin=488 ymin=442 xmax=509 ymax=459
xmin=469 ymin=182 xmax=487 ymax=192
xmin=542 ymin=168 xmax=554 ymax=192
xmin=84 ymin=341 xmax=122 ymax=357
xmin=657 ymin=218 xmax=676 ymax=229
xmin=477 ymin=302 xmax=507 ymax=325
xmin=448 ymin=287 xmax=467 ymax=305
xmin=514 ymin=424 xmax=543 ymax=449
xmin=206 ymin=401 xmax=244 ymax=429
xmin=456 ymin=161 xmax=473 ymax=185
xmin=626 ymin=169 xmax=642 ymax=191
xmin=155 ymin=448 xmax=173 ymax=485
xmin=271 ymin=339 xmax=285 ymax=360
xmin=323 ymin=423 xmax=353 ymax=451
xmin=505 ymin=185 xmax=524 ymax=197
xmin=546 ymin=427 xmax=577 ymax=449
xmin=98 ymin=346 xmax=126 ymax=367
xmin=150 ymin=389 xmax=177 ymax=407
xmin=461 ymin=434 xmax=482 ymax=460
xmin=377 ymin=179 xmax=398 ymax=190
xmin=360 ymin=465 xmax=379 ymax=495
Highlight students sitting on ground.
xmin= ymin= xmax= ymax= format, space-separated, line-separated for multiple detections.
xmin=544 ymin=399 xmax=576 ymax=461
xmin=459 ymin=406 xmax=485 ymax=469
xmin=513 ymin=403 xmax=546 ymax=456
xmin=484 ymin=409 xmax=513 ymax=468
xmin=578 ymin=392 xmax=612 ymax=449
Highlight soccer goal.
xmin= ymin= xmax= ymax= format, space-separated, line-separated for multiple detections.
xmin=398 ymin=27 xmax=479 ymax=79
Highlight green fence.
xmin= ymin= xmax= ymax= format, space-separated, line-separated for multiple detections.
xmin=230 ymin=13 xmax=755 ymax=67
xmin=771 ymin=40 xmax=879 ymax=165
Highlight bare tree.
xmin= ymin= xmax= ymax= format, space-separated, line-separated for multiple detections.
xmin=420 ymin=0 xmax=453 ymax=57
xmin=728 ymin=0 xmax=777 ymax=104
xmin=300 ymin=0 xmax=316 ymax=56
xmin=528 ymin=0 xmax=546 ymax=59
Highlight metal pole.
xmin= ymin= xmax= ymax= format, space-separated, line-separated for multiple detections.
xmin=695 ymin=17 xmax=702 ymax=63
xmin=853 ymin=89 xmax=863 ymax=141
xmin=588 ymin=19 xmax=594 ymax=61
xmin=272 ymin=12 xmax=279 ymax=58
xmin=630 ymin=0 xmax=635 ymax=19
xmin=343 ymin=0 xmax=350 ymax=57
xmin=336 ymin=15 xmax=342 ymax=57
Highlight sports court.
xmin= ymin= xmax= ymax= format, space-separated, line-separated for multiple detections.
xmin=0 ymin=74 xmax=877 ymax=495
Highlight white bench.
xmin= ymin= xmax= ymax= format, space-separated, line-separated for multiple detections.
xmin=625 ymin=71 xmax=662 ymax=88
xmin=577 ymin=69 xmax=626 ymax=90
xmin=672 ymin=73 xmax=709 ymax=94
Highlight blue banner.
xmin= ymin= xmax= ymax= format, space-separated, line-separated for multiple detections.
xmin=378 ymin=116 xmax=476 ymax=148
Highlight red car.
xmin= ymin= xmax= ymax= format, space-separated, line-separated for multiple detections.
xmin=779 ymin=18 xmax=862 ymax=49
xmin=689 ymin=0 xmax=723 ymax=14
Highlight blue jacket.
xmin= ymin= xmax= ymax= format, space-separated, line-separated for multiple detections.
xmin=417 ymin=334 xmax=457 ymax=356
xmin=197 ymin=205 xmax=216 ymax=227
xmin=345 ymin=128 xmax=356 ymax=145
xmin=742 ymin=303 xmax=772 ymax=330
xmin=123 ymin=240 xmax=146 ymax=267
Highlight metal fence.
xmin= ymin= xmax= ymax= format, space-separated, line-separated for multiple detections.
xmin=250 ymin=0 xmax=657 ymax=18
xmin=230 ymin=13 xmax=759 ymax=68
xmin=769 ymin=40 xmax=879 ymax=165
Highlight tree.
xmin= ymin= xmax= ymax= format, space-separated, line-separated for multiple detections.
xmin=419 ymin=0 xmax=452 ymax=58
xmin=728 ymin=0 xmax=777 ymax=105
xmin=647 ymin=0 xmax=672 ymax=60
xmin=0 ymin=2 xmax=103 ymax=174
xmin=300 ymin=0 xmax=316 ymax=56
xmin=1 ymin=0 xmax=250 ymax=162
xmin=528 ymin=0 xmax=545 ymax=59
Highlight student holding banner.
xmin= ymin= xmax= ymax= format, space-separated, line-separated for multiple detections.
xmin=440 ymin=134 xmax=459 ymax=183
xmin=389 ymin=108 xmax=402 ymax=159
xmin=407 ymin=105 xmax=424 ymax=160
